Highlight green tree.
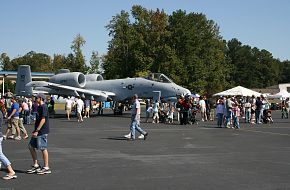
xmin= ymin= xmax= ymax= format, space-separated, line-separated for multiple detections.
xmin=104 ymin=6 xmax=182 ymax=81
xmin=168 ymin=10 xmax=228 ymax=94
xmin=280 ymin=61 xmax=290 ymax=83
xmin=64 ymin=53 xmax=75 ymax=71
xmin=70 ymin=34 xmax=87 ymax=72
xmin=253 ymin=49 xmax=279 ymax=87
xmin=0 ymin=53 xmax=11 ymax=70
xmin=52 ymin=54 xmax=67 ymax=73
xmin=104 ymin=6 xmax=229 ymax=94
xmin=9 ymin=51 xmax=52 ymax=72
xmin=226 ymin=39 xmax=281 ymax=88
xmin=104 ymin=10 xmax=132 ymax=78
xmin=87 ymin=51 xmax=102 ymax=74
xmin=227 ymin=39 xmax=253 ymax=87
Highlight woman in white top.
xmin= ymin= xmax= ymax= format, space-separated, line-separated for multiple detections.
xmin=152 ymin=100 xmax=159 ymax=123
xmin=199 ymin=97 xmax=207 ymax=121
xmin=76 ymin=98 xmax=84 ymax=122
xmin=65 ymin=98 xmax=73 ymax=120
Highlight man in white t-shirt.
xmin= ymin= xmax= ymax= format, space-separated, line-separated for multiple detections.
xmin=127 ymin=94 xmax=148 ymax=140
xmin=286 ymin=98 xmax=290 ymax=119
xmin=75 ymin=98 xmax=84 ymax=122
xmin=65 ymin=98 xmax=73 ymax=120
xmin=152 ymin=100 xmax=159 ymax=123
xmin=244 ymin=98 xmax=252 ymax=123
xmin=199 ymin=97 xmax=207 ymax=121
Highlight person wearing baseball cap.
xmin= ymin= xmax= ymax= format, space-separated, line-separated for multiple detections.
xmin=27 ymin=93 xmax=51 ymax=175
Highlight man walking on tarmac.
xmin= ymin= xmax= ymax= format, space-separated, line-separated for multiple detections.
xmin=127 ymin=94 xmax=148 ymax=141
xmin=27 ymin=93 xmax=51 ymax=175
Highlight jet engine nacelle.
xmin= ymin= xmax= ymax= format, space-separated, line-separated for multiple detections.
xmin=85 ymin=74 xmax=103 ymax=81
xmin=49 ymin=72 xmax=86 ymax=88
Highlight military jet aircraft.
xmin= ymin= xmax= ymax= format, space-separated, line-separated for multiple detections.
xmin=15 ymin=65 xmax=191 ymax=102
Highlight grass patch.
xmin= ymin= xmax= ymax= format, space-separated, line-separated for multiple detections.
xmin=54 ymin=103 xmax=65 ymax=110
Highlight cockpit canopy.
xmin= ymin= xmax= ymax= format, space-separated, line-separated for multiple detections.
xmin=145 ymin=73 xmax=173 ymax=83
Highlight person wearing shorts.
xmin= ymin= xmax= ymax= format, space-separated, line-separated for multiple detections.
xmin=84 ymin=99 xmax=90 ymax=118
xmin=0 ymin=101 xmax=17 ymax=180
xmin=3 ymin=96 xmax=21 ymax=140
xmin=76 ymin=97 xmax=84 ymax=122
xmin=27 ymin=93 xmax=51 ymax=175
xmin=65 ymin=98 xmax=73 ymax=120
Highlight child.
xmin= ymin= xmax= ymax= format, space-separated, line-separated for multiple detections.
xmin=232 ymin=103 xmax=240 ymax=129
xmin=152 ymin=100 xmax=159 ymax=123
xmin=167 ymin=106 xmax=174 ymax=123
xmin=145 ymin=106 xmax=153 ymax=123
xmin=266 ymin=110 xmax=274 ymax=124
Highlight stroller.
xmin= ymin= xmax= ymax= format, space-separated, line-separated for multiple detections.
xmin=263 ymin=109 xmax=273 ymax=124
xmin=188 ymin=107 xmax=199 ymax=125
xmin=159 ymin=110 xmax=169 ymax=123
xmin=158 ymin=107 xmax=175 ymax=124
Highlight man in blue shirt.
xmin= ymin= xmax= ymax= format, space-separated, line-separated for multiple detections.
xmin=0 ymin=101 xmax=17 ymax=180
xmin=27 ymin=93 xmax=51 ymax=175
xmin=3 ymin=96 xmax=21 ymax=140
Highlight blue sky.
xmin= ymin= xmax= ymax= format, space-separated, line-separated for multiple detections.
xmin=1 ymin=0 xmax=290 ymax=64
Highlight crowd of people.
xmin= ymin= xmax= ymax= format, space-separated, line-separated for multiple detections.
xmin=143 ymin=94 xmax=290 ymax=129
xmin=64 ymin=97 xmax=106 ymax=122
xmin=0 ymin=92 xmax=51 ymax=180
xmin=1 ymin=89 xmax=290 ymax=180
xmin=0 ymin=93 xmax=95 ymax=181
xmin=216 ymin=95 xmax=274 ymax=129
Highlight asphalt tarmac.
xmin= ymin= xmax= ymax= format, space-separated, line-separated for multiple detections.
xmin=1 ymin=110 xmax=290 ymax=190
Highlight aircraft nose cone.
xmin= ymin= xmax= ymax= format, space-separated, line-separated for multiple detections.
xmin=176 ymin=86 xmax=191 ymax=96
xmin=184 ymin=89 xmax=191 ymax=95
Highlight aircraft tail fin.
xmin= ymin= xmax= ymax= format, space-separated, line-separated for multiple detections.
xmin=15 ymin=65 xmax=33 ymax=97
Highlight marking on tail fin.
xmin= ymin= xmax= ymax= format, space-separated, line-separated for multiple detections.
xmin=15 ymin=65 xmax=33 ymax=97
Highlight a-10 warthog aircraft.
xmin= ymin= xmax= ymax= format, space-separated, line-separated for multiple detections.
xmin=15 ymin=65 xmax=191 ymax=103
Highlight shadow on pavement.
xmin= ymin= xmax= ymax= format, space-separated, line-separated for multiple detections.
xmin=102 ymin=136 xmax=128 ymax=141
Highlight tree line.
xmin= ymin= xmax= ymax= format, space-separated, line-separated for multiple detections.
xmin=1 ymin=5 xmax=290 ymax=95
xmin=0 ymin=34 xmax=101 ymax=74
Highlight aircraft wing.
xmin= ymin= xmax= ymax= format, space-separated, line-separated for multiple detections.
xmin=26 ymin=81 xmax=115 ymax=99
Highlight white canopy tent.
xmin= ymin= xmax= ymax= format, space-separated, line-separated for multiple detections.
xmin=213 ymin=86 xmax=261 ymax=97
xmin=274 ymin=90 xmax=290 ymax=98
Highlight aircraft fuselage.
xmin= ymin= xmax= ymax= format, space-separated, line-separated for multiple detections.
xmin=84 ymin=77 xmax=190 ymax=101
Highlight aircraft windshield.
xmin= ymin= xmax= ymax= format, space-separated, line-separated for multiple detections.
xmin=145 ymin=73 xmax=173 ymax=83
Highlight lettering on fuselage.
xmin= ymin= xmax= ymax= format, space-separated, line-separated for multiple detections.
xmin=20 ymin=75 xmax=25 ymax=81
